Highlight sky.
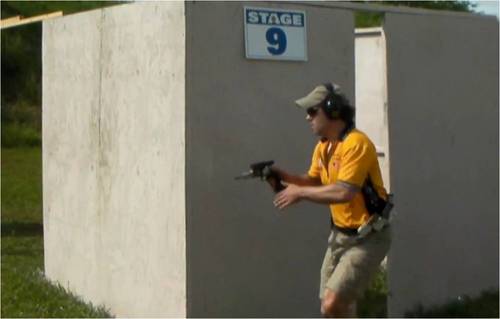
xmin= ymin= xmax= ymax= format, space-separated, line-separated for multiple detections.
xmin=471 ymin=0 xmax=499 ymax=18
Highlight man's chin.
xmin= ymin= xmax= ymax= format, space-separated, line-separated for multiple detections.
xmin=312 ymin=129 xmax=321 ymax=137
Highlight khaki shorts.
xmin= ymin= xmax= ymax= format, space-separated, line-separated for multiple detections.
xmin=319 ymin=226 xmax=391 ymax=301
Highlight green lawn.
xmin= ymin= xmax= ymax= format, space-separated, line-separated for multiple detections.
xmin=1 ymin=147 xmax=42 ymax=223
xmin=1 ymin=146 xmax=111 ymax=317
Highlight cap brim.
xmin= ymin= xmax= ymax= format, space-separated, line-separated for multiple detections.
xmin=294 ymin=85 xmax=329 ymax=109
xmin=295 ymin=96 xmax=318 ymax=109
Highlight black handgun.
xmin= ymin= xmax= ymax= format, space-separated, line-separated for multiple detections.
xmin=235 ymin=160 xmax=286 ymax=193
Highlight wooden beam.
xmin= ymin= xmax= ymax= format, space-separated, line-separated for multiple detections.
xmin=1 ymin=11 xmax=63 ymax=30
xmin=1 ymin=15 xmax=21 ymax=25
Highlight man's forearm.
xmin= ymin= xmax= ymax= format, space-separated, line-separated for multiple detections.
xmin=298 ymin=183 xmax=354 ymax=204
xmin=272 ymin=167 xmax=321 ymax=186
xmin=284 ymin=173 xmax=321 ymax=186
xmin=272 ymin=181 xmax=356 ymax=210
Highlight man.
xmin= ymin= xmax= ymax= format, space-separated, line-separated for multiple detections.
xmin=271 ymin=83 xmax=391 ymax=318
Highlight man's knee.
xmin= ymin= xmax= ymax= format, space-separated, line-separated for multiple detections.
xmin=320 ymin=289 xmax=353 ymax=318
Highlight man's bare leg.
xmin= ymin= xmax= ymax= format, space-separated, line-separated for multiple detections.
xmin=321 ymin=288 xmax=356 ymax=318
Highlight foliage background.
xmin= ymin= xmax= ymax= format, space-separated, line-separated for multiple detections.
xmin=1 ymin=1 xmax=122 ymax=147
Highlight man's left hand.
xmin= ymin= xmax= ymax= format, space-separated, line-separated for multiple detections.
xmin=273 ymin=184 xmax=302 ymax=210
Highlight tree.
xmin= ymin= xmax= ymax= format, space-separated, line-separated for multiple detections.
xmin=1 ymin=1 xmax=121 ymax=127
xmin=355 ymin=1 xmax=477 ymax=28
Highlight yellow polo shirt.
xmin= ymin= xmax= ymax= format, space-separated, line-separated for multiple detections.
xmin=308 ymin=129 xmax=387 ymax=228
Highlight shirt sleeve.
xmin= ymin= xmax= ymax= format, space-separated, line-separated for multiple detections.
xmin=337 ymin=141 xmax=373 ymax=188
xmin=307 ymin=142 xmax=322 ymax=178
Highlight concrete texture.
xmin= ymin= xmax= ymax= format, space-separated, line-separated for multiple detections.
xmin=43 ymin=2 xmax=186 ymax=317
xmin=355 ymin=28 xmax=391 ymax=191
xmin=384 ymin=13 xmax=499 ymax=316
xmin=185 ymin=2 xmax=354 ymax=316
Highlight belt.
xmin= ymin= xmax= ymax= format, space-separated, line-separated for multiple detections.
xmin=332 ymin=225 xmax=359 ymax=236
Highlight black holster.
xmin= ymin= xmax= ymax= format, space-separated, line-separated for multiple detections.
xmin=361 ymin=177 xmax=393 ymax=219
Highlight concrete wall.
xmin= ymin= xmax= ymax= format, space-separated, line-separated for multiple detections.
xmin=185 ymin=2 xmax=354 ymax=317
xmin=355 ymin=28 xmax=391 ymax=191
xmin=384 ymin=13 xmax=499 ymax=316
xmin=43 ymin=1 xmax=354 ymax=316
xmin=43 ymin=2 xmax=186 ymax=317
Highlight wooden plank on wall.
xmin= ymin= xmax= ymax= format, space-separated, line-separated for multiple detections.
xmin=1 ymin=11 xmax=63 ymax=29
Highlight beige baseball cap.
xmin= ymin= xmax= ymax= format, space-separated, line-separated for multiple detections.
xmin=295 ymin=82 xmax=342 ymax=109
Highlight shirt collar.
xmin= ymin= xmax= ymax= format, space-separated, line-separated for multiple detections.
xmin=339 ymin=123 xmax=355 ymax=141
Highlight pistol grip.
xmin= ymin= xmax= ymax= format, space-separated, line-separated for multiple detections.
xmin=266 ymin=173 xmax=286 ymax=193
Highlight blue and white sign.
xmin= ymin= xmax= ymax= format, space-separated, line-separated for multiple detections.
xmin=244 ymin=7 xmax=307 ymax=61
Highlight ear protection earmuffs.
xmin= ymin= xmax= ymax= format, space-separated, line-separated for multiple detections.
xmin=321 ymin=82 xmax=354 ymax=124
xmin=322 ymin=82 xmax=341 ymax=119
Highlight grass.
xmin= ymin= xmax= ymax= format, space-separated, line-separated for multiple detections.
xmin=1 ymin=123 xmax=41 ymax=148
xmin=358 ymin=267 xmax=389 ymax=317
xmin=1 ymin=147 xmax=42 ymax=223
xmin=405 ymin=290 xmax=499 ymax=318
xmin=1 ymin=146 xmax=112 ymax=317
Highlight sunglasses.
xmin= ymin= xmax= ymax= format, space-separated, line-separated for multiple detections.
xmin=306 ymin=106 xmax=319 ymax=117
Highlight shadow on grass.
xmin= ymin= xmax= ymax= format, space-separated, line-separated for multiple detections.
xmin=405 ymin=289 xmax=499 ymax=318
xmin=1 ymin=221 xmax=43 ymax=237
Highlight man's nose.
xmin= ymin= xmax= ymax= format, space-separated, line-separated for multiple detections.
xmin=306 ymin=114 xmax=312 ymax=121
